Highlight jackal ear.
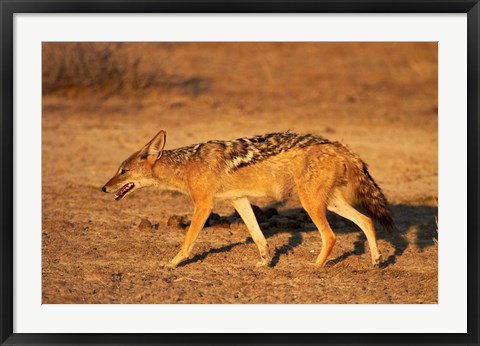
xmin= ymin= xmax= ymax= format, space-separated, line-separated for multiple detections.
xmin=140 ymin=130 xmax=166 ymax=163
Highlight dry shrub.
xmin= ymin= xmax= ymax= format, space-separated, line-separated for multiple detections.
xmin=42 ymin=43 xmax=210 ymax=97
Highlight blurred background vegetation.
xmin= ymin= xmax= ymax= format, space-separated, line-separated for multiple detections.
xmin=42 ymin=42 xmax=211 ymax=97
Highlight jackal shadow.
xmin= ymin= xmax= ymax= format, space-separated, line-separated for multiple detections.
xmin=179 ymin=204 xmax=437 ymax=269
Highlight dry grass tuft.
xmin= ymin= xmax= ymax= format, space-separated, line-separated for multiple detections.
xmin=42 ymin=43 xmax=210 ymax=97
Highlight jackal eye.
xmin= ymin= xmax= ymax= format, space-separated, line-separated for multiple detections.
xmin=119 ymin=168 xmax=127 ymax=175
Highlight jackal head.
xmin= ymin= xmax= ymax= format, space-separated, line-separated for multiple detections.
xmin=102 ymin=130 xmax=166 ymax=200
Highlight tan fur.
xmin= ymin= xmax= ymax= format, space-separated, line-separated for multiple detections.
xmin=102 ymin=130 xmax=393 ymax=268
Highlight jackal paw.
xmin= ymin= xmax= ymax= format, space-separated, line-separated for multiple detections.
xmin=255 ymin=258 xmax=270 ymax=268
xmin=371 ymin=254 xmax=382 ymax=267
xmin=163 ymin=262 xmax=179 ymax=269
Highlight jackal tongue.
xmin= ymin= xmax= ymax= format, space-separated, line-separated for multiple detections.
xmin=114 ymin=183 xmax=134 ymax=200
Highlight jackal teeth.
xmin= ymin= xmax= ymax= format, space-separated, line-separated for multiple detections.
xmin=114 ymin=183 xmax=134 ymax=200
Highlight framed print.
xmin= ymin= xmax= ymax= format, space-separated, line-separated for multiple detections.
xmin=1 ymin=1 xmax=479 ymax=345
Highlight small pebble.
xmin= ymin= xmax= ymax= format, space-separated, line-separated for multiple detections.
xmin=167 ymin=214 xmax=189 ymax=228
xmin=138 ymin=218 xmax=153 ymax=231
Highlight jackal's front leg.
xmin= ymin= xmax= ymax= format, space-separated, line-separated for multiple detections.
xmin=231 ymin=197 xmax=271 ymax=267
xmin=166 ymin=203 xmax=212 ymax=268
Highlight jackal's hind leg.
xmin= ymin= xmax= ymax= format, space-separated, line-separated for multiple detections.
xmin=298 ymin=188 xmax=336 ymax=267
xmin=304 ymin=208 xmax=336 ymax=267
xmin=231 ymin=197 xmax=271 ymax=267
xmin=327 ymin=190 xmax=382 ymax=266
xmin=166 ymin=203 xmax=212 ymax=268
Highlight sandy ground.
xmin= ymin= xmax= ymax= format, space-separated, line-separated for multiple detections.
xmin=42 ymin=42 xmax=438 ymax=304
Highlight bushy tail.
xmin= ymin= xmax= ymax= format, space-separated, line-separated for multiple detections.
xmin=354 ymin=164 xmax=394 ymax=233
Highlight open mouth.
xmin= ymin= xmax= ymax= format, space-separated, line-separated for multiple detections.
xmin=114 ymin=183 xmax=135 ymax=200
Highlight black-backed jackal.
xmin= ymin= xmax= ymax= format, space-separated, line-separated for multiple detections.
xmin=102 ymin=130 xmax=393 ymax=268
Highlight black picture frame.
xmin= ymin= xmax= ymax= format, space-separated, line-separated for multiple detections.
xmin=1 ymin=1 xmax=479 ymax=345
